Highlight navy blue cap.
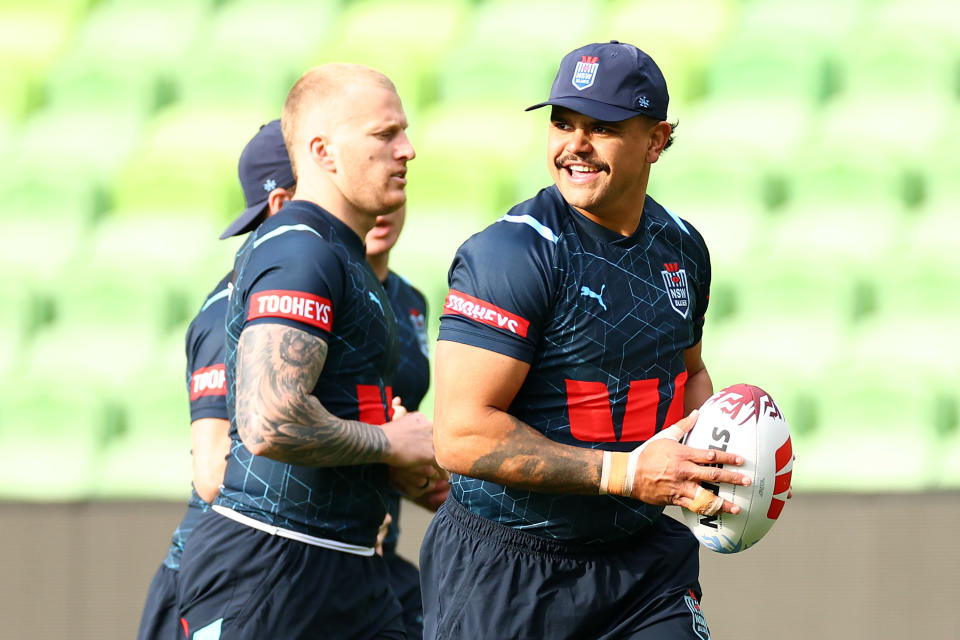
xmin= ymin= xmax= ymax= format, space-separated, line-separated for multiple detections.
xmin=219 ymin=119 xmax=296 ymax=239
xmin=526 ymin=41 xmax=669 ymax=122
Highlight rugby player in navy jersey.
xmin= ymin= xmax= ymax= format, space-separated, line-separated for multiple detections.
xmin=136 ymin=120 xmax=294 ymax=640
xmin=422 ymin=42 xmax=753 ymax=639
xmin=366 ymin=205 xmax=451 ymax=639
xmin=176 ymin=64 xmax=438 ymax=639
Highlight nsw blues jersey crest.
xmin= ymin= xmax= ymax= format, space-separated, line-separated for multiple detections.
xmin=661 ymin=261 xmax=690 ymax=318
xmin=572 ymin=55 xmax=599 ymax=90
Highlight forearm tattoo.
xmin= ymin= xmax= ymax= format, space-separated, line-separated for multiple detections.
xmin=467 ymin=415 xmax=599 ymax=494
xmin=235 ymin=324 xmax=390 ymax=466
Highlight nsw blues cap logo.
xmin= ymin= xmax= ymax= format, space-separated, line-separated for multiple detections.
xmin=527 ymin=41 xmax=669 ymax=123
xmin=572 ymin=56 xmax=600 ymax=91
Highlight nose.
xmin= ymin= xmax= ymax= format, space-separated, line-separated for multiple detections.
xmin=564 ymin=128 xmax=592 ymax=155
xmin=396 ymin=131 xmax=415 ymax=161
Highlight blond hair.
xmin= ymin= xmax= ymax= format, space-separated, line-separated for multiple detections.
xmin=281 ymin=63 xmax=396 ymax=178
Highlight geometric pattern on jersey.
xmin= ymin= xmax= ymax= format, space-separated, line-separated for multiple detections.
xmin=438 ymin=185 xmax=711 ymax=544
xmin=381 ymin=271 xmax=430 ymax=552
xmin=218 ymin=201 xmax=399 ymax=547
xmin=384 ymin=271 xmax=429 ymax=411
xmin=163 ymin=272 xmax=233 ymax=569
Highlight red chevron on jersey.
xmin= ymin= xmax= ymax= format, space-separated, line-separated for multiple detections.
xmin=444 ymin=289 xmax=530 ymax=338
xmin=190 ymin=364 xmax=226 ymax=401
xmin=248 ymin=289 xmax=333 ymax=331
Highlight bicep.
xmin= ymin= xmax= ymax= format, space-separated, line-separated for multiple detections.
xmin=433 ymin=340 xmax=529 ymax=457
xmin=235 ymin=323 xmax=329 ymax=446
xmin=435 ymin=340 xmax=529 ymax=417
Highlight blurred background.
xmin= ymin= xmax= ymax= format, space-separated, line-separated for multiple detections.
xmin=0 ymin=0 xmax=958 ymax=638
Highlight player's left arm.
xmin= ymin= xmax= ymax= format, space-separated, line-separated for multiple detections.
xmin=683 ymin=340 xmax=713 ymax=414
xmin=191 ymin=417 xmax=231 ymax=503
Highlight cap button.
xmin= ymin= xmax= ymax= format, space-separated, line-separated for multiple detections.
xmin=609 ymin=40 xmax=620 ymax=44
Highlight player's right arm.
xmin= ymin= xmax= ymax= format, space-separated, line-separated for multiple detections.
xmin=235 ymin=322 xmax=435 ymax=469
xmin=434 ymin=340 xmax=747 ymax=512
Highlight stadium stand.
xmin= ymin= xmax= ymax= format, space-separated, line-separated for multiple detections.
xmin=2 ymin=0 xmax=959 ymax=502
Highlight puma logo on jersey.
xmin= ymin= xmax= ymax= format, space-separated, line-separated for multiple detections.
xmin=444 ymin=289 xmax=530 ymax=337
xmin=580 ymin=284 xmax=607 ymax=311
xmin=368 ymin=291 xmax=384 ymax=314
xmin=190 ymin=364 xmax=226 ymax=401
xmin=248 ymin=290 xmax=333 ymax=331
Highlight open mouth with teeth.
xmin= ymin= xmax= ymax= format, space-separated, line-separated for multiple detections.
xmin=562 ymin=163 xmax=606 ymax=183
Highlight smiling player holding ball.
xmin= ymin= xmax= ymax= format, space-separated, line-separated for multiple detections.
xmin=422 ymin=41 xmax=753 ymax=639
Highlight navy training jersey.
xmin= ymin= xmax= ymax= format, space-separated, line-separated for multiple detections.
xmin=381 ymin=271 xmax=430 ymax=552
xmin=438 ymin=185 xmax=711 ymax=544
xmin=219 ymin=200 xmax=399 ymax=546
xmin=384 ymin=271 xmax=429 ymax=412
xmin=163 ymin=273 xmax=232 ymax=570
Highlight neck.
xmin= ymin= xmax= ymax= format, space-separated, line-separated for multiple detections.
xmin=292 ymin=179 xmax=376 ymax=241
xmin=367 ymin=252 xmax=389 ymax=281
xmin=574 ymin=203 xmax=645 ymax=236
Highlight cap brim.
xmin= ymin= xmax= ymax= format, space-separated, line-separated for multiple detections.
xmin=219 ymin=201 xmax=267 ymax=239
xmin=525 ymin=97 xmax=649 ymax=123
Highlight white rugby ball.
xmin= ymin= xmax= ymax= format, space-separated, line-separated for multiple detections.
xmin=681 ymin=383 xmax=793 ymax=553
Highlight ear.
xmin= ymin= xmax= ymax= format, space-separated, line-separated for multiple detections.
xmin=309 ymin=135 xmax=337 ymax=172
xmin=266 ymin=187 xmax=293 ymax=216
xmin=646 ymin=121 xmax=672 ymax=164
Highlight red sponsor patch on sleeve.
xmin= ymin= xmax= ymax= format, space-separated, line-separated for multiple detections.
xmin=190 ymin=364 xmax=226 ymax=401
xmin=248 ymin=289 xmax=333 ymax=332
xmin=443 ymin=289 xmax=530 ymax=338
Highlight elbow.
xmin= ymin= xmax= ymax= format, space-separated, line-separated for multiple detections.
xmin=433 ymin=418 xmax=474 ymax=476
xmin=237 ymin=411 xmax=274 ymax=458
xmin=194 ymin=479 xmax=220 ymax=504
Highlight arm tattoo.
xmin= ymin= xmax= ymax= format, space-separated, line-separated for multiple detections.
xmin=235 ymin=323 xmax=390 ymax=466
xmin=467 ymin=415 xmax=599 ymax=494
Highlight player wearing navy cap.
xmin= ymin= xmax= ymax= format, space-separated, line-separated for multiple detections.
xmin=422 ymin=42 xmax=752 ymax=639
xmin=365 ymin=205 xmax=450 ymax=639
xmin=176 ymin=64 xmax=438 ymax=639
xmin=135 ymin=120 xmax=294 ymax=640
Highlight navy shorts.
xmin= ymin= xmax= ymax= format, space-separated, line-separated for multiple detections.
xmin=137 ymin=564 xmax=179 ymax=640
xmin=384 ymin=551 xmax=424 ymax=639
xmin=176 ymin=510 xmax=405 ymax=639
xmin=420 ymin=497 xmax=710 ymax=640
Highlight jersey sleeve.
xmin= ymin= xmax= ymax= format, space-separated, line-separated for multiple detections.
xmin=237 ymin=231 xmax=346 ymax=340
xmin=438 ymin=220 xmax=554 ymax=363
xmin=185 ymin=306 xmax=229 ymax=422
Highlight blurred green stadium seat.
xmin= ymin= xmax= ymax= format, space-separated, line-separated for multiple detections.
xmin=737 ymin=0 xmax=862 ymax=49
xmin=605 ymin=0 xmax=739 ymax=106
xmin=310 ymin=0 xmax=472 ymax=115
xmin=43 ymin=0 xmax=209 ymax=114
xmin=873 ymin=0 xmax=960 ymax=54
xmin=0 ymin=218 xmax=86 ymax=288
xmin=92 ymin=357 xmax=192 ymax=499
xmin=17 ymin=105 xmax=144 ymax=182
xmin=176 ymin=0 xmax=338 ymax=111
xmin=0 ymin=381 xmax=106 ymax=500
xmin=795 ymin=371 xmax=941 ymax=491
xmin=651 ymin=146 xmax=770 ymax=214
xmin=110 ymin=103 xmax=270 ymax=222
xmin=704 ymin=33 xmax=834 ymax=104
xmin=834 ymin=25 xmax=958 ymax=98
xmin=0 ymin=8 xmax=76 ymax=123
xmin=672 ymin=97 xmax=811 ymax=169
xmin=76 ymin=216 xmax=233 ymax=337
xmin=406 ymin=100 xmax=540 ymax=219
xmin=436 ymin=0 xmax=599 ymax=105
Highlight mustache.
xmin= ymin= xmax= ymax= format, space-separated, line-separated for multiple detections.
xmin=555 ymin=154 xmax=610 ymax=173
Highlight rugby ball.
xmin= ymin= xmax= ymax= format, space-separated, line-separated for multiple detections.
xmin=681 ymin=384 xmax=793 ymax=553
